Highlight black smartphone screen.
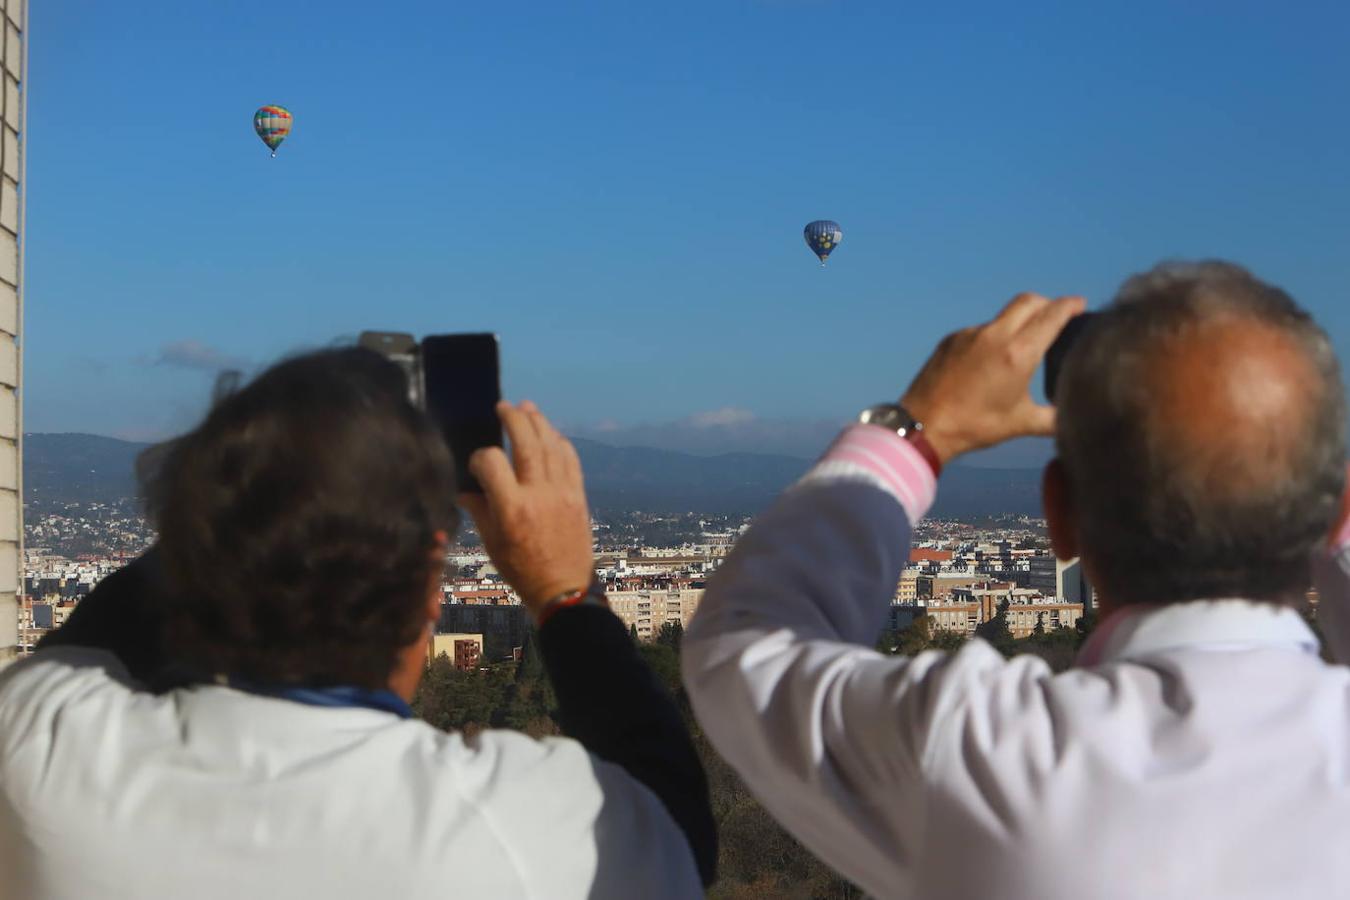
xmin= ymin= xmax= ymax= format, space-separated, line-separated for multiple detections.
xmin=1043 ymin=312 xmax=1100 ymax=403
xmin=421 ymin=333 xmax=502 ymax=493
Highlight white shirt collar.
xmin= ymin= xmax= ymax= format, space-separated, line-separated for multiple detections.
xmin=1077 ymin=599 xmax=1320 ymax=667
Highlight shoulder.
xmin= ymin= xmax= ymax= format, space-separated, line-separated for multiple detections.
xmin=0 ymin=647 xmax=139 ymax=738
xmin=422 ymin=726 xmax=643 ymax=826
xmin=406 ymin=726 xmax=699 ymax=896
xmin=900 ymin=640 xmax=1086 ymax=770
xmin=0 ymin=648 xmax=146 ymax=811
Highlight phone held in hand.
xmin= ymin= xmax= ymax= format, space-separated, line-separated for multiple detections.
xmin=1043 ymin=311 xmax=1100 ymax=403
xmin=359 ymin=331 xmax=503 ymax=493
xmin=422 ymin=334 xmax=502 ymax=493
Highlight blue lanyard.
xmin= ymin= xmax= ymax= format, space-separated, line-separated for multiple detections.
xmin=229 ymin=679 xmax=413 ymax=719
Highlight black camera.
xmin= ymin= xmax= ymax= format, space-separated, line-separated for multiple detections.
xmin=1043 ymin=312 xmax=1100 ymax=403
xmin=360 ymin=331 xmax=503 ymax=493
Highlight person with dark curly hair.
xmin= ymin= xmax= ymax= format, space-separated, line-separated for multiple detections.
xmin=0 ymin=347 xmax=715 ymax=899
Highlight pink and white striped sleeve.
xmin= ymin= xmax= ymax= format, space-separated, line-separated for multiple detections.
xmin=797 ymin=424 xmax=939 ymax=526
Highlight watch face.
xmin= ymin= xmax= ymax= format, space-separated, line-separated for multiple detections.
xmin=860 ymin=404 xmax=916 ymax=434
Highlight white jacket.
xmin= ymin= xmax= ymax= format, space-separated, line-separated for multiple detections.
xmin=683 ymin=424 xmax=1350 ymax=900
xmin=0 ymin=647 xmax=701 ymax=899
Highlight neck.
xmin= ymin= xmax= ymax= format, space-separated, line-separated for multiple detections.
xmin=387 ymin=628 xmax=431 ymax=703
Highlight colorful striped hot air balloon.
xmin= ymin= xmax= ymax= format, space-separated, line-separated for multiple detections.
xmin=254 ymin=105 xmax=293 ymax=158
xmin=804 ymin=220 xmax=842 ymax=266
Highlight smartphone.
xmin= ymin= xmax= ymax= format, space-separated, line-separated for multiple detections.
xmin=1043 ymin=312 xmax=1100 ymax=403
xmin=420 ymin=333 xmax=503 ymax=493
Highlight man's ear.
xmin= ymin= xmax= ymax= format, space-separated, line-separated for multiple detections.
xmin=425 ymin=587 xmax=441 ymax=626
xmin=425 ymin=533 xmax=449 ymax=625
xmin=1332 ymin=463 xmax=1350 ymax=548
xmin=1043 ymin=458 xmax=1078 ymax=562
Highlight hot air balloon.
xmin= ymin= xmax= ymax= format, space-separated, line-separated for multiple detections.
xmin=254 ymin=105 xmax=293 ymax=158
xmin=804 ymin=220 xmax=842 ymax=266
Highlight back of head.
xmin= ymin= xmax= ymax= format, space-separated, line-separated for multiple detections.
xmin=140 ymin=347 xmax=458 ymax=688
xmin=1055 ymin=261 xmax=1347 ymax=606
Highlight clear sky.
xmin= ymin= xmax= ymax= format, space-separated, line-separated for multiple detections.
xmin=22 ymin=0 xmax=1350 ymax=460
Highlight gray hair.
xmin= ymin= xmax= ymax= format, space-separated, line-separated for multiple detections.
xmin=1055 ymin=260 xmax=1347 ymax=606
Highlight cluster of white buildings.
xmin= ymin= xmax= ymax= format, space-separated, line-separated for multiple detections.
xmin=15 ymin=509 xmax=1089 ymax=660
xmin=889 ymin=535 xmax=1093 ymax=637
xmin=17 ymin=549 xmax=134 ymax=649
xmin=437 ymin=530 xmax=740 ymax=654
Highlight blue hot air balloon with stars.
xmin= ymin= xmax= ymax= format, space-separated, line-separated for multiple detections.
xmin=804 ymin=220 xmax=842 ymax=266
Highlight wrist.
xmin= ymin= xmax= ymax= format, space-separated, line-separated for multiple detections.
xmin=519 ymin=570 xmax=598 ymax=612
xmin=533 ymin=579 xmax=608 ymax=628
xmin=898 ymin=394 xmax=960 ymax=466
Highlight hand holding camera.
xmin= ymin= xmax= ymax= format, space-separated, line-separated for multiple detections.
xmin=900 ymin=293 xmax=1085 ymax=466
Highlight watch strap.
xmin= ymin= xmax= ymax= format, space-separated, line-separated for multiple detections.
xmin=905 ymin=429 xmax=943 ymax=478
xmin=534 ymin=579 xmax=609 ymax=629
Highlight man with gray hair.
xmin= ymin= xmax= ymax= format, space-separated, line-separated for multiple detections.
xmin=683 ymin=261 xmax=1350 ymax=899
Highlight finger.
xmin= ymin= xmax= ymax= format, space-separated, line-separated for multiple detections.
xmin=497 ymin=401 xmax=544 ymax=482
xmin=519 ymin=401 xmax=560 ymax=479
xmin=456 ymin=493 xmax=495 ymax=540
xmin=468 ymin=446 xmax=522 ymax=513
xmin=1016 ymin=401 xmax=1057 ymax=438
xmin=558 ymin=436 xmax=585 ymax=488
xmin=457 ymin=492 xmax=490 ymax=525
xmin=1017 ymin=296 xmax=1087 ymax=357
xmin=521 ymin=403 xmax=589 ymax=502
xmin=990 ymin=292 xmax=1053 ymax=336
xmin=532 ymin=406 xmax=576 ymax=484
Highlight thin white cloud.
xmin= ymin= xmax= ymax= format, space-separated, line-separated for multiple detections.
xmin=153 ymin=340 xmax=246 ymax=372
xmin=685 ymin=407 xmax=756 ymax=428
xmin=569 ymin=412 xmax=844 ymax=459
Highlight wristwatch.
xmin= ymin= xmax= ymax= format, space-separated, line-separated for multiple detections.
xmin=858 ymin=403 xmax=943 ymax=477
xmin=533 ymin=578 xmax=609 ymax=629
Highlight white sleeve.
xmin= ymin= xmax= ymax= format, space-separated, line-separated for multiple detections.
xmin=682 ymin=427 xmax=1014 ymax=896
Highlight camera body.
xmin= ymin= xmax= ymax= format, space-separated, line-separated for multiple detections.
xmin=359 ymin=331 xmax=502 ymax=492
xmin=1043 ymin=312 xmax=1100 ymax=403
xmin=360 ymin=331 xmax=425 ymax=408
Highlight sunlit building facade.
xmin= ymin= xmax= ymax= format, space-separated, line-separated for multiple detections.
xmin=0 ymin=0 xmax=24 ymax=666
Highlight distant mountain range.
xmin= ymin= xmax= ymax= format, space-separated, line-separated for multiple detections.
xmin=22 ymin=432 xmax=1045 ymax=519
xmin=24 ymin=434 xmax=145 ymax=507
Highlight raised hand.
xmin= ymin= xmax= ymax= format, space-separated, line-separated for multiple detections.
xmin=457 ymin=401 xmax=596 ymax=616
xmin=901 ymin=293 xmax=1086 ymax=466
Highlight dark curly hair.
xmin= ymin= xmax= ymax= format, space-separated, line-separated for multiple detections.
xmin=139 ymin=347 xmax=459 ymax=689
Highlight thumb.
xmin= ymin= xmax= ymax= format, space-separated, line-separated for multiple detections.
xmin=1018 ymin=401 xmax=1057 ymax=438
xmin=457 ymin=493 xmax=492 ymax=529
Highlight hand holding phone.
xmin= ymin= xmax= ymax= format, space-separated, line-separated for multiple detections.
xmin=457 ymin=401 xmax=596 ymax=611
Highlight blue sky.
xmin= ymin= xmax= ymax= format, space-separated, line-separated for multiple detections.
xmin=22 ymin=0 xmax=1350 ymax=462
